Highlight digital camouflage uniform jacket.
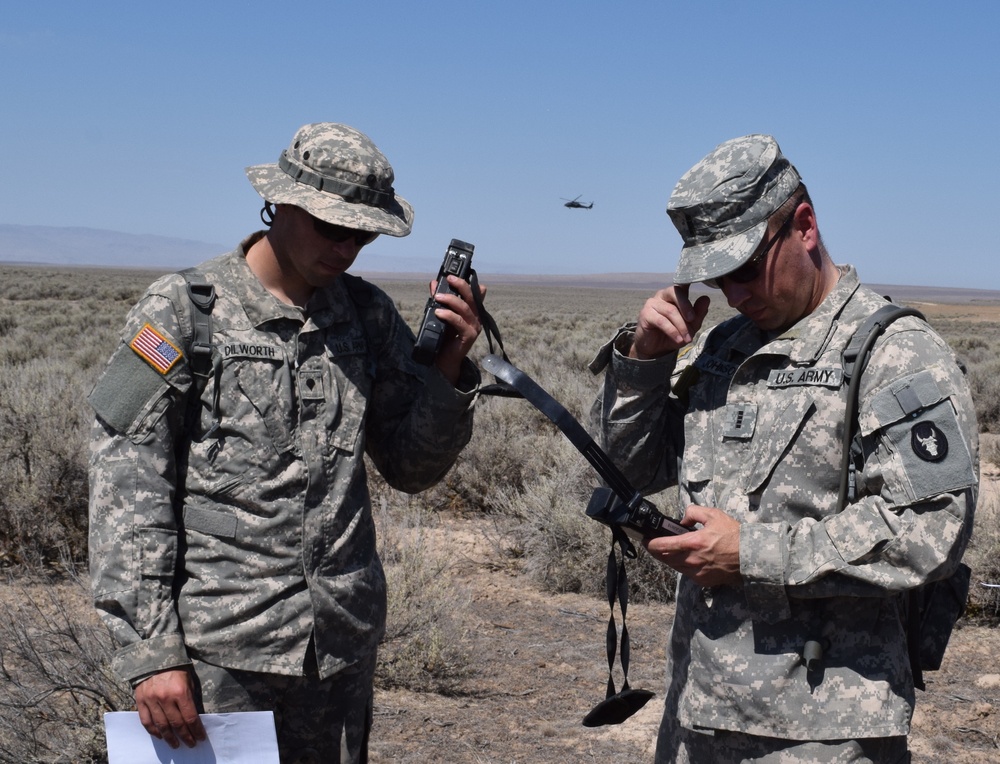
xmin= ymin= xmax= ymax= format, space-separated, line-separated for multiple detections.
xmin=590 ymin=266 xmax=978 ymax=740
xmin=88 ymin=233 xmax=478 ymax=686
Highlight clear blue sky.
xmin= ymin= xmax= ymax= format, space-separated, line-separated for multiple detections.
xmin=2 ymin=1 xmax=998 ymax=289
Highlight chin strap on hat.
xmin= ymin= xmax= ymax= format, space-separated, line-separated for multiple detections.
xmin=260 ymin=202 xmax=276 ymax=227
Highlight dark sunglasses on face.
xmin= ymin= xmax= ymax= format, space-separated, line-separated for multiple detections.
xmin=706 ymin=210 xmax=796 ymax=289
xmin=312 ymin=217 xmax=379 ymax=247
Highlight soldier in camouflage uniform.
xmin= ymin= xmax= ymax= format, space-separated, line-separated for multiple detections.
xmin=590 ymin=135 xmax=978 ymax=763
xmin=88 ymin=123 xmax=483 ymax=764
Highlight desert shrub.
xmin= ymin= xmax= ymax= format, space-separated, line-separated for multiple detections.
xmin=983 ymin=437 xmax=1000 ymax=470
xmin=0 ymin=359 xmax=93 ymax=568
xmin=949 ymin=334 xmax=993 ymax=365
xmin=489 ymin=442 xmax=679 ymax=604
xmin=0 ymin=266 xmax=152 ymax=569
xmin=371 ymin=480 xmax=473 ymax=693
xmin=928 ymin=317 xmax=1000 ymax=432
xmin=0 ymin=576 xmax=131 ymax=763
xmin=0 ymin=313 xmax=15 ymax=338
xmin=963 ymin=480 xmax=1000 ymax=622
xmin=966 ymin=359 xmax=1000 ymax=434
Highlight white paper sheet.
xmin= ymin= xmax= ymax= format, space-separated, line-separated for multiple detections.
xmin=105 ymin=711 xmax=280 ymax=764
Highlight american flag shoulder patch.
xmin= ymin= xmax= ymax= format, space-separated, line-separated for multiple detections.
xmin=130 ymin=323 xmax=183 ymax=374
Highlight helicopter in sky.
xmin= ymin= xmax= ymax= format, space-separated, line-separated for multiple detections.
xmin=561 ymin=195 xmax=593 ymax=209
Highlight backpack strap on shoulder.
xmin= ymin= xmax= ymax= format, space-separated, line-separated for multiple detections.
xmin=838 ymin=304 xmax=925 ymax=509
xmin=180 ymin=268 xmax=221 ymax=440
xmin=838 ymin=302 xmax=948 ymax=691
xmin=181 ymin=269 xmax=217 ymax=380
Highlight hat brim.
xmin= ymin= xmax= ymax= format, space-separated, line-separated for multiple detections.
xmin=672 ymin=219 xmax=768 ymax=285
xmin=245 ymin=164 xmax=414 ymax=238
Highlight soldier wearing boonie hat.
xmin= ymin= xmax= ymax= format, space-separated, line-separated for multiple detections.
xmin=88 ymin=123 xmax=483 ymax=764
xmin=590 ymin=135 xmax=978 ymax=762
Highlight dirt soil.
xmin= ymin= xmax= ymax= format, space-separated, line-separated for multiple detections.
xmin=369 ymin=491 xmax=1000 ymax=763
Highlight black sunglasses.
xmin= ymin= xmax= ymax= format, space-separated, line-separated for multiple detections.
xmin=706 ymin=210 xmax=796 ymax=288
xmin=312 ymin=217 xmax=379 ymax=247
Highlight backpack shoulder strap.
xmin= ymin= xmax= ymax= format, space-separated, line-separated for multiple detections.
xmin=179 ymin=268 xmax=217 ymax=380
xmin=837 ymin=304 xmax=925 ymax=510
xmin=835 ymin=302 xmax=962 ymax=692
xmin=178 ymin=268 xmax=221 ymax=439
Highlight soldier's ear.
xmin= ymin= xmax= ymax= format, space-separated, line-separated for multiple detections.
xmin=793 ymin=202 xmax=819 ymax=249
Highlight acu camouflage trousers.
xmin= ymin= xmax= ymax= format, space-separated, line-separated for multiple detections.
xmin=656 ymin=711 xmax=910 ymax=763
xmin=192 ymin=648 xmax=376 ymax=764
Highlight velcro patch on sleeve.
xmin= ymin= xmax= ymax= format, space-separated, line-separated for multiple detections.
xmin=130 ymin=323 xmax=183 ymax=374
xmin=883 ymin=399 xmax=976 ymax=501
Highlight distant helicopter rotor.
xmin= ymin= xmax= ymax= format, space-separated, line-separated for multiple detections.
xmin=561 ymin=195 xmax=594 ymax=209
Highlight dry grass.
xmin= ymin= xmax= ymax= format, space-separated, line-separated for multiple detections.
xmin=1 ymin=264 xmax=999 ymax=761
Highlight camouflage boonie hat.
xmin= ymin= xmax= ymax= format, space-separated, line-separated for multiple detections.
xmin=246 ymin=123 xmax=414 ymax=237
xmin=668 ymin=134 xmax=800 ymax=285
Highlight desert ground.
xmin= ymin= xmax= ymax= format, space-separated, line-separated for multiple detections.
xmin=365 ymin=479 xmax=1000 ymax=764
xmin=2 ymin=267 xmax=999 ymax=763
xmin=361 ymin=282 xmax=1000 ymax=764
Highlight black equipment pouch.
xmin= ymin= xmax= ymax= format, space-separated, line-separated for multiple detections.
xmin=909 ymin=561 xmax=971 ymax=687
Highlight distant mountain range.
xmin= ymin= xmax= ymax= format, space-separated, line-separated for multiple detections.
xmin=0 ymin=224 xmax=444 ymax=273
xmin=0 ymin=224 xmax=226 ymax=270
xmin=3 ymin=224 xmax=999 ymax=303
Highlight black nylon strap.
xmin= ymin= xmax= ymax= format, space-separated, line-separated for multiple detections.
xmin=482 ymin=353 xmax=657 ymax=725
xmin=179 ymin=270 xmax=222 ymax=443
xmin=469 ymin=272 xmax=524 ymax=398
xmin=582 ymin=535 xmax=654 ymax=727
xmin=481 ymin=354 xmax=646 ymax=511
xmin=838 ymin=305 xmax=924 ymax=508
xmin=182 ymin=271 xmax=216 ymax=380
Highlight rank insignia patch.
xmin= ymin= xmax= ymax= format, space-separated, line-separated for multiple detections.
xmin=911 ymin=421 xmax=948 ymax=462
xmin=130 ymin=324 xmax=182 ymax=374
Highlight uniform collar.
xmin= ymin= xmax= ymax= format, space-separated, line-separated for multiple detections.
xmin=227 ymin=232 xmax=356 ymax=329
xmin=764 ymin=265 xmax=860 ymax=363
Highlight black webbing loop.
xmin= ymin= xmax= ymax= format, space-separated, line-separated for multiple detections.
xmin=604 ymin=547 xmax=619 ymax=698
xmin=277 ymin=152 xmax=395 ymax=206
xmin=468 ymin=269 xmax=506 ymax=359
xmin=582 ymin=535 xmax=653 ymax=727
xmin=181 ymin=270 xmax=222 ymax=442
xmin=470 ymin=269 xmax=522 ymax=398
xmin=184 ymin=273 xmax=216 ymax=380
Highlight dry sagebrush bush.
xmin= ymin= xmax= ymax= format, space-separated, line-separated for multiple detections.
xmin=0 ymin=266 xmax=158 ymax=568
xmin=372 ymin=279 xmax=689 ymax=603
xmin=963 ymin=480 xmax=1000 ymax=622
xmin=371 ymin=481 xmax=473 ymax=692
xmin=0 ymin=359 xmax=92 ymax=568
xmin=0 ymin=576 xmax=132 ymax=763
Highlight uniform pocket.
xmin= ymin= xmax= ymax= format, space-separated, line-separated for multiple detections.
xmin=876 ymin=398 xmax=975 ymax=502
xmin=137 ymin=527 xmax=177 ymax=634
xmin=233 ymin=358 xmax=297 ymax=455
xmin=183 ymin=505 xmax=239 ymax=539
xmin=326 ymin=353 xmax=372 ymax=455
xmin=743 ymin=393 xmax=816 ymax=494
